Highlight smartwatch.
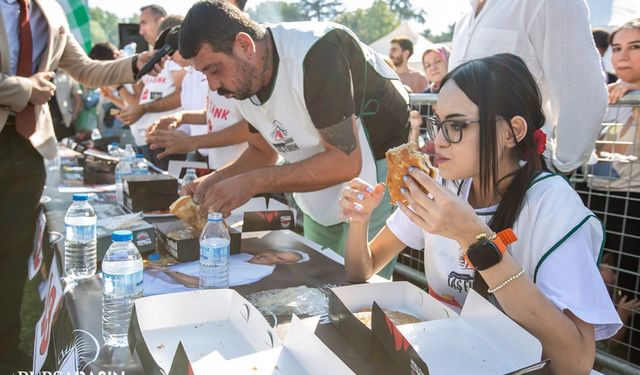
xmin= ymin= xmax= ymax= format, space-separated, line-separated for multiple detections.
xmin=465 ymin=229 xmax=517 ymax=271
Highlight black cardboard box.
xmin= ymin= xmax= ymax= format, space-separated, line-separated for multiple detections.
xmin=82 ymin=149 xmax=118 ymax=185
xmin=122 ymin=174 xmax=178 ymax=212
xmin=123 ymin=174 xmax=178 ymax=197
xmin=155 ymin=220 xmax=240 ymax=262
xmin=123 ymin=192 xmax=179 ymax=212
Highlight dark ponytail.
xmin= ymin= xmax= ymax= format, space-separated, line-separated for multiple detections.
xmin=440 ymin=54 xmax=549 ymax=296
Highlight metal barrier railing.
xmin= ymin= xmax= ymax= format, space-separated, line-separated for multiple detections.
xmin=404 ymin=92 xmax=640 ymax=374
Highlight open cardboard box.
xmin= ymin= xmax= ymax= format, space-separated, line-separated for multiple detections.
xmin=129 ymin=289 xmax=281 ymax=374
xmin=329 ymin=281 xmax=456 ymax=362
xmin=167 ymin=316 xmax=355 ymax=375
xmin=331 ymin=282 xmax=547 ymax=374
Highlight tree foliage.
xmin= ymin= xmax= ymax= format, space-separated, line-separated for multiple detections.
xmin=89 ymin=7 xmax=119 ymax=44
xmin=422 ymin=24 xmax=455 ymax=43
xmin=299 ymin=0 xmax=345 ymax=21
xmin=387 ymin=0 xmax=426 ymax=23
xmin=247 ymin=1 xmax=307 ymax=23
xmin=334 ymin=0 xmax=400 ymax=44
xmin=89 ymin=7 xmax=140 ymax=46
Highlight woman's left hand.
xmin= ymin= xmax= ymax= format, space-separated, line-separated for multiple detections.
xmin=399 ymin=167 xmax=491 ymax=249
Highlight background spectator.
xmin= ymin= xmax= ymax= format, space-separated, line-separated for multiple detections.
xmin=593 ymin=28 xmax=619 ymax=84
xmin=586 ymin=18 xmax=640 ymax=364
xmin=389 ymin=36 xmax=428 ymax=93
xmin=448 ymin=0 xmax=608 ymax=174
xmin=138 ymin=4 xmax=167 ymax=48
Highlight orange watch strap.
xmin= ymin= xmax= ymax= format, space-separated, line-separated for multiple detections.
xmin=494 ymin=228 xmax=518 ymax=254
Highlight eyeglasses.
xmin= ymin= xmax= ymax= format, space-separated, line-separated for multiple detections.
xmin=425 ymin=116 xmax=480 ymax=144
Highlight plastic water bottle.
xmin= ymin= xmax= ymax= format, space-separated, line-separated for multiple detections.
xmin=122 ymin=42 xmax=137 ymax=57
xmin=90 ymin=128 xmax=102 ymax=141
xmin=181 ymin=168 xmax=197 ymax=190
xmin=132 ymin=153 xmax=149 ymax=175
xmin=199 ymin=212 xmax=230 ymax=289
xmin=115 ymin=156 xmax=132 ymax=205
xmin=102 ymin=230 xmax=143 ymax=347
xmin=123 ymin=144 xmax=136 ymax=162
xmin=64 ymin=193 xmax=97 ymax=279
xmin=107 ymin=142 xmax=121 ymax=157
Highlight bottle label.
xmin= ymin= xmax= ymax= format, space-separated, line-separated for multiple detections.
xmin=65 ymin=224 xmax=96 ymax=242
xmin=200 ymin=243 xmax=230 ymax=266
xmin=103 ymin=270 xmax=143 ymax=298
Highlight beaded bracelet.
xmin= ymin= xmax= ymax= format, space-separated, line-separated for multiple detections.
xmin=487 ymin=267 xmax=525 ymax=294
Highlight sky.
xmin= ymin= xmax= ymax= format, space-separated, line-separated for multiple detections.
xmin=87 ymin=0 xmax=471 ymax=34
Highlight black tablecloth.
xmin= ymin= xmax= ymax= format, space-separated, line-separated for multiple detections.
xmin=40 ymin=167 xmax=395 ymax=374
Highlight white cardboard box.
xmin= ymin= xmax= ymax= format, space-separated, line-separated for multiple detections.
xmin=330 ymin=282 xmax=546 ymax=374
xmin=202 ymin=316 xmax=355 ymax=375
xmin=129 ymin=289 xmax=281 ymax=374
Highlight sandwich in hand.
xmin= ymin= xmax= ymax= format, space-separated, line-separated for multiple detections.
xmin=385 ymin=142 xmax=437 ymax=205
xmin=169 ymin=195 xmax=207 ymax=232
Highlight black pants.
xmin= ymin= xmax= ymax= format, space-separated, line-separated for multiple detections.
xmin=0 ymin=125 xmax=46 ymax=362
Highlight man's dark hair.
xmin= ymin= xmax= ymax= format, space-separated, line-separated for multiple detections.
xmin=158 ymin=14 xmax=184 ymax=35
xmin=592 ymin=28 xmax=610 ymax=51
xmin=235 ymin=0 xmax=248 ymax=11
xmin=88 ymin=42 xmax=118 ymax=61
xmin=140 ymin=4 xmax=167 ymax=19
xmin=180 ymin=0 xmax=264 ymax=59
xmin=391 ymin=36 xmax=414 ymax=57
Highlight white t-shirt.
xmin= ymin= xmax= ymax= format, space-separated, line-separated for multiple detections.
xmin=449 ymin=0 xmax=607 ymax=172
xmin=129 ymin=60 xmax=183 ymax=146
xmin=178 ymin=66 xmax=209 ymax=136
xmin=386 ymin=174 xmax=621 ymax=340
xmin=201 ymin=91 xmax=248 ymax=169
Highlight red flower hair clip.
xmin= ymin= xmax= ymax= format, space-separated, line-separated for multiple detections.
xmin=533 ymin=129 xmax=547 ymax=155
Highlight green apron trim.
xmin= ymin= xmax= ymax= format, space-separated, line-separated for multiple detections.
xmin=533 ymin=214 xmax=602 ymax=283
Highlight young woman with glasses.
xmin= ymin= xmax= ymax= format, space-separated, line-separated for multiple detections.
xmin=340 ymin=54 xmax=621 ymax=374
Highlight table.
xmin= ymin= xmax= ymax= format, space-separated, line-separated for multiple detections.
xmin=39 ymin=167 xmax=396 ymax=374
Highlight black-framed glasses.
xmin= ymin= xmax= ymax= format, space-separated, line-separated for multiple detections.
xmin=425 ymin=116 xmax=480 ymax=144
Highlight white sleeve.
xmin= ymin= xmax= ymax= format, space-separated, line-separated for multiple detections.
xmin=385 ymin=208 xmax=424 ymax=250
xmin=535 ymin=224 xmax=622 ymax=341
xmin=530 ymin=0 xmax=607 ymax=172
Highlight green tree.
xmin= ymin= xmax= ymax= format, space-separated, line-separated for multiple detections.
xmin=422 ymin=24 xmax=455 ymax=43
xmin=300 ymin=0 xmax=345 ymax=21
xmin=334 ymin=0 xmax=399 ymax=44
xmin=89 ymin=7 xmax=120 ymax=44
xmin=387 ymin=0 xmax=426 ymax=23
xmin=247 ymin=1 xmax=307 ymax=23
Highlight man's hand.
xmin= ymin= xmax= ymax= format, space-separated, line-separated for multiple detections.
xmin=117 ymin=104 xmax=145 ymax=125
xmin=197 ymin=174 xmax=254 ymax=217
xmin=146 ymin=113 xmax=183 ymax=138
xmin=28 ymin=72 xmax=56 ymax=105
xmin=136 ymin=51 xmax=167 ymax=77
xmin=147 ymin=129 xmax=195 ymax=158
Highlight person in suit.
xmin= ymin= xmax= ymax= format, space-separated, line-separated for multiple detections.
xmin=0 ymin=0 xmax=158 ymax=370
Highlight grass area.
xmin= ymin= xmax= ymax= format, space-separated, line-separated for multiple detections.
xmin=19 ymin=275 xmax=44 ymax=357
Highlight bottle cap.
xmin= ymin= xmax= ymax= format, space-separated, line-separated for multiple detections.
xmin=207 ymin=212 xmax=223 ymax=222
xmin=72 ymin=193 xmax=89 ymax=201
xmin=148 ymin=252 xmax=161 ymax=261
xmin=112 ymin=230 xmax=133 ymax=242
xmin=136 ymin=153 xmax=144 ymax=158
